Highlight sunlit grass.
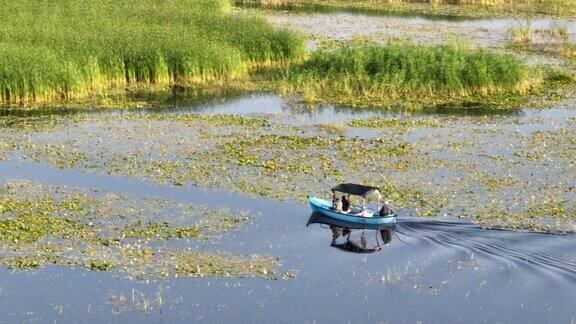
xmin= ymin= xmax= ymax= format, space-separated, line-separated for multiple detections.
xmin=281 ymin=42 xmax=538 ymax=109
xmin=0 ymin=0 xmax=305 ymax=105
xmin=509 ymin=23 xmax=533 ymax=45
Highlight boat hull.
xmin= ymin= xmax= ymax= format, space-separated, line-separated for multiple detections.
xmin=308 ymin=197 xmax=396 ymax=225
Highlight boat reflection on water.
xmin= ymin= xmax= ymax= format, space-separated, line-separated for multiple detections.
xmin=307 ymin=212 xmax=394 ymax=253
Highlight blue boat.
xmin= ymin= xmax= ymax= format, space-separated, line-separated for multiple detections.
xmin=307 ymin=210 xmax=396 ymax=230
xmin=308 ymin=192 xmax=396 ymax=225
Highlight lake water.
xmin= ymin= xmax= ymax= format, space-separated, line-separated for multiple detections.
xmin=1 ymin=91 xmax=575 ymax=322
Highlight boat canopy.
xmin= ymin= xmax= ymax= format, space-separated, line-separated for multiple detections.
xmin=331 ymin=183 xmax=381 ymax=199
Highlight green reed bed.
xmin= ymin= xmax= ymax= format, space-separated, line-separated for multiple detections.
xmin=282 ymin=43 xmax=539 ymax=109
xmin=0 ymin=0 xmax=305 ymax=105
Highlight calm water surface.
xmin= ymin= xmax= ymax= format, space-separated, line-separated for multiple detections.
xmin=1 ymin=92 xmax=576 ymax=322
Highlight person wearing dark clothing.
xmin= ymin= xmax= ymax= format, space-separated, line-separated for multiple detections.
xmin=341 ymin=195 xmax=351 ymax=213
xmin=379 ymin=201 xmax=393 ymax=216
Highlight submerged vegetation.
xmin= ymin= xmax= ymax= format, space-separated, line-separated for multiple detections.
xmin=281 ymin=43 xmax=539 ymax=109
xmin=0 ymin=0 xmax=304 ymax=105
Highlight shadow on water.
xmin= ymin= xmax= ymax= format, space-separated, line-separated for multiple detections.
xmin=425 ymin=103 xmax=524 ymax=117
xmin=0 ymin=86 xmax=251 ymax=118
xmin=0 ymin=91 xmax=522 ymax=124
xmin=136 ymin=93 xmax=525 ymax=122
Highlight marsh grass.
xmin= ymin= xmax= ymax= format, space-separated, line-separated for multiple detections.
xmin=0 ymin=0 xmax=305 ymax=105
xmin=536 ymin=24 xmax=571 ymax=41
xmin=509 ymin=23 xmax=533 ymax=45
xmin=282 ymin=42 xmax=538 ymax=109
xmin=508 ymin=24 xmax=576 ymax=62
xmin=510 ymin=22 xmax=572 ymax=46
xmin=561 ymin=44 xmax=576 ymax=61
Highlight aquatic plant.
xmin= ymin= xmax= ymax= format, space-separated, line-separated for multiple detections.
xmin=509 ymin=23 xmax=533 ymax=45
xmin=535 ymin=24 xmax=571 ymax=41
xmin=0 ymin=0 xmax=305 ymax=105
xmin=170 ymin=251 xmax=278 ymax=278
xmin=0 ymin=181 xmax=271 ymax=279
xmin=126 ymin=113 xmax=269 ymax=127
xmin=284 ymin=43 xmax=536 ymax=109
xmin=507 ymin=24 xmax=576 ymax=63
xmin=3 ymin=108 xmax=576 ymax=232
xmin=347 ymin=117 xmax=440 ymax=128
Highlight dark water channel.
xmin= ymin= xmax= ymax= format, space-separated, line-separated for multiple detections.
xmin=1 ymin=93 xmax=576 ymax=322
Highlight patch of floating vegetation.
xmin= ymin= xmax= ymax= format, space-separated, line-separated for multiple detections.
xmin=522 ymin=129 xmax=576 ymax=164
xmin=347 ymin=117 xmax=441 ymax=129
xmin=0 ymin=180 xmax=276 ymax=280
xmin=124 ymin=113 xmax=270 ymax=127
xmin=315 ymin=123 xmax=346 ymax=134
xmin=472 ymin=172 xmax=519 ymax=193
xmin=0 ymin=0 xmax=304 ymax=106
xmin=474 ymin=198 xmax=576 ymax=232
xmin=0 ymin=114 xmax=89 ymax=132
xmin=120 ymin=221 xmax=202 ymax=240
xmin=279 ymin=42 xmax=544 ymax=110
xmin=237 ymin=0 xmax=576 ymax=18
xmin=2 ymin=108 xmax=576 ymax=232
xmin=171 ymin=251 xmax=277 ymax=278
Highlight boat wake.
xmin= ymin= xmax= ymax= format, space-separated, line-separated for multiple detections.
xmin=396 ymin=220 xmax=576 ymax=279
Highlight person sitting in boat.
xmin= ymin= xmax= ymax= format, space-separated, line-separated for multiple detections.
xmin=379 ymin=200 xmax=394 ymax=216
xmin=341 ymin=195 xmax=351 ymax=213
xmin=332 ymin=197 xmax=343 ymax=212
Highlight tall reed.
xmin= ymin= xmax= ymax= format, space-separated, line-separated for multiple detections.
xmin=286 ymin=43 xmax=537 ymax=108
xmin=0 ymin=0 xmax=305 ymax=104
